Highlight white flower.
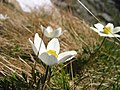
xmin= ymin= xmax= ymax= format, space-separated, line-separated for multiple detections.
xmin=41 ymin=25 xmax=65 ymax=38
xmin=90 ymin=23 xmax=120 ymax=37
xmin=0 ymin=14 xmax=9 ymax=20
xmin=29 ymin=33 xmax=77 ymax=66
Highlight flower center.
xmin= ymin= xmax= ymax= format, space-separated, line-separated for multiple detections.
xmin=103 ymin=27 xmax=111 ymax=34
xmin=47 ymin=50 xmax=58 ymax=58
xmin=48 ymin=32 xmax=52 ymax=35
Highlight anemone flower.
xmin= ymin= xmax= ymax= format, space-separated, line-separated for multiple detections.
xmin=29 ymin=33 xmax=77 ymax=66
xmin=90 ymin=23 xmax=120 ymax=37
xmin=0 ymin=14 xmax=9 ymax=20
xmin=41 ymin=25 xmax=65 ymax=38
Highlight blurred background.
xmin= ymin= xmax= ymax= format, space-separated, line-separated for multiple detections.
xmin=52 ymin=0 xmax=120 ymax=25
xmin=1 ymin=0 xmax=120 ymax=25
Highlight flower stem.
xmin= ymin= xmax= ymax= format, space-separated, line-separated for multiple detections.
xmin=70 ymin=63 xmax=74 ymax=80
xmin=70 ymin=62 xmax=75 ymax=90
xmin=48 ymin=67 xmax=52 ymax=81
xmin=87 ymin=37 xmax=106 ymax=63
xmin=42 ymin=66 xmax=49 ymax=90
xmin=47 ymin=67 xmax=52 ymax=85
xmin=94 ymin=37 xmax=106 ymax=54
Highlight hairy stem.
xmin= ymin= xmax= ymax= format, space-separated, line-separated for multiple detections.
xmin=94 ymin=37 xmax=106 ymax=54
xmin=87 ymin=37 xmax=106 ymax=63
xmin=42 ymin=66 xmax=49 ymax=90
xmin=70 ymin=62 xmax=75 ymax=90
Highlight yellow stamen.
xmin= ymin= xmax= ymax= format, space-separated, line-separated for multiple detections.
xmin=48 ymin=32 xmax=52 ymax=35
xmin=47 ymin=50 xmax=58 ymax=58
xmin=103 ymin=27 xmax=111 ymax=34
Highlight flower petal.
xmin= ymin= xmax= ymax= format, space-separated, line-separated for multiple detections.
xmin=34 ymin=33 xmax=46 ymax=55
xmin=47 ymin=38 xmax=60 ymax=54
xmin=41 ymin=25 xmax=45 ymax=33
xmin=41 ymin=25 xmax=53 ymax=38
xmin=105 ymin=23 xmax=114 ymax=30
xmin=90 ymin=27 xmax=100 ymax=33
xmin=58 ymin=51 xmax=77 ymax=64
xmin=29 ymin=38 xmax=38 ymax=55
xmin=99 ymin=33 xmax=120 ymax=37
xmin=51 ymin=27 xmax=62 ymax=38
xmin=46 ymin=26 xmax=53 ymax=33
xmin=38 ymin=52 xmax=58 ymax=66
xmin=94 ymin=23 xmax=104 ymax=31
xmin=113 ymin=27 xmax=120 ymax=34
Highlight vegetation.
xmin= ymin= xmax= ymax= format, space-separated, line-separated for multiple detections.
xmin=0 ymin=2 xmax=120 ymax=90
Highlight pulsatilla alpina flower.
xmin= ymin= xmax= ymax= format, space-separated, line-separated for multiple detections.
xmin=29 ymin=33 xmax=77 ymax=66
xmin=90 ymin=23 xmax=120 ymax=37
xmin=41 ymin=25 xmax=65 ymax=38
xmin=0 ymin=14 xmax=9 ymax=20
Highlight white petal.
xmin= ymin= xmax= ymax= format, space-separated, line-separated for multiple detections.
xmin=113 ymin=27 xmax=120 ymax=34
xmin=113 ymin=34 xmax=120 ymax=37
xmin=41 ymin=25 xmax=51 ymax=38
xmin=94 ymin=23 xmax=104 ymax=31
xmin=51 ymin=27 xmax=62 ymax=38
xmin=46 ymin=26 xmax=53 ymax=33
xmin=44 ymin=31 xmax=51 ymax=38
xmin=105 ymin=23 xmax=114 ymax=30
xmin=41 ymin=26 xmax=53 ymax=38
xmin=29 ymin=38 xmax=38 ymax=55
xmin=38 ymin=52 xmax=58 ymax=66
xmin=90 ymin=27 xmax=100 ymax=33
xmin=47 ymin=38 xmax=60 ymax=54
xmin=34 ymin=33 xmax=46 ymax=55
xmin=99 ymin=33 xmax=120 ymax=37
xmin=58 ymin=51 xmax=77 ymax=64
xmin=41 ymin=25 xmax=45 ymax=33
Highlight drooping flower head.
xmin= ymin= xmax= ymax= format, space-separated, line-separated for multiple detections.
xmin=29 ymin=33 xmax=77 ymax=66
xmin=41 ymin=25 xmax=65 ymax=38
xmin=90 ymin=23 xmax=120 ymax=37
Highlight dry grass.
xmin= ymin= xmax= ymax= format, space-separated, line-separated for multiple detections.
xmin=0 ymin=3 xmax=98 ymax=78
